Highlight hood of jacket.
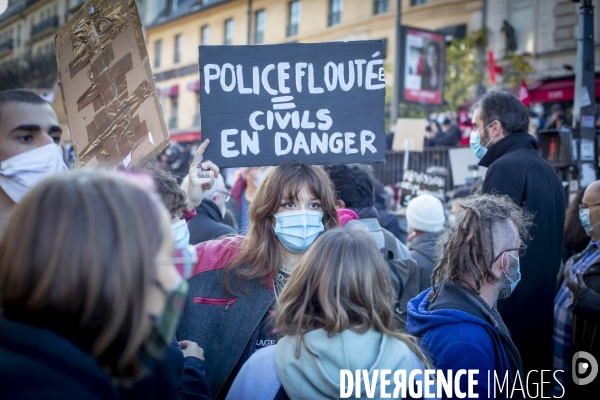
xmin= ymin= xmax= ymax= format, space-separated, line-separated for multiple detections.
xmin=0 ymin=317 xmax=119 ymax=399
xmin=197 ymin=198 xmax=224 ymax=222
xmin=407 ymin=282 xmax=506 ymax=337
xmin=408 ymin=231 xmax=439 ymax=252
xmin=275 ymin=328 xmax=419 ymax=399
xmin=479 ymin=131 xmax=537 ymax=168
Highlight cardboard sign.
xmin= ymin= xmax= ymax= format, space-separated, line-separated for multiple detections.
xmin=392 ymin=118 xmax=427 ymax=152
xmin=199 ymin=41 xmax=387 ymax=168
xmin=448 ymin=147 xmax=487 ymax=186
xmin=55 ymin=0 xmax=169 ymax=168
xmin=399 ymin=169 xmax=445 ymax=207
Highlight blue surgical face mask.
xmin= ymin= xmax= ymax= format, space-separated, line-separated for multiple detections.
xmin=505 ymin=254 xmax=521 ymax=293
xmin=254 ymin=169 xmax=267 ymax=188
xmin=579 ymin=207 xmax=600 ymax=235
xmin=171 ymin=219 xmax=190 ymax=249
xmin=273 ymin=210 xmax=324 ymax=253
xmin=469 ymin=123 xmax=493 ymax=159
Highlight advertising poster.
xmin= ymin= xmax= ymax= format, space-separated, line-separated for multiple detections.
xmin=401 ymin=27 xmax=445 ymax=105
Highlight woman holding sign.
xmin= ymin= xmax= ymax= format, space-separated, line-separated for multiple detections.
xmin=176 ymin=161 xmax=339 ymax=399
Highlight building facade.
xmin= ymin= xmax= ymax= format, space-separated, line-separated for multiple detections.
xmin=146 ymin=0 xmax=483 ymax=139
xmin=485 ymin=0 xmax=600 ymax=106
xmin=0 ymin=0 xmax=160 ymax=139
xmin=486 ymin=0 xmax=600 ymax=80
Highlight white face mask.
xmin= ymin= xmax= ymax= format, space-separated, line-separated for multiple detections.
xmin=0 ymin=144 xmax=68 ymax=203
xmin=171 ymin=219 xmax=190 ymax=249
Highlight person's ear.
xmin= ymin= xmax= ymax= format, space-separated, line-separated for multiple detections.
xmin=491 ymin=120 xmax=504 ymax=138
xmin=211 ymin=193 xmax=220 ymax=203
xmin=501 ymin=252 xmax=511 ymax=273
xmin=335 ymin=199 xmax=345 ymax=209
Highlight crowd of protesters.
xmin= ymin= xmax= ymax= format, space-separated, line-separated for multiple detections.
xmin=0 ymin=87 xmax=598 ymax=400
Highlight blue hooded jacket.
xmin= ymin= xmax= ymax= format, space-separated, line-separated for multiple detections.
xmin=407 ymin=282 xmax=524 ymax=400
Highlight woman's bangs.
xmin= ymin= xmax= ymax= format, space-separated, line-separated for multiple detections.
xmin=280 ymin=169 xmax=323 ymax=202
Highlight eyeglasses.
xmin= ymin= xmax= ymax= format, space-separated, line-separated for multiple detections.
xmin=219 ymin=191 xmax=231 ymax=202
xmin=156 ymin=245 xmax=198 ymax=279
xmin=579 ymin=203 xmax=600 ymax=211
xmin=492 ymin=244 xmax=527 ymax=263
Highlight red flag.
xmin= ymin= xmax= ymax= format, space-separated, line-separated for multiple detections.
xmin=488 ymin=50 xmax=497 ymax=84
xmin=519 ymin=79 xmax=531 ymax=106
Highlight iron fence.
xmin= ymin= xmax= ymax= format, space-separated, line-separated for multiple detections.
xmin=372 ymin=146 xmax=457 ymax=191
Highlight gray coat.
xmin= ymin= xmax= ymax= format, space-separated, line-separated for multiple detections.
xmin=408 ymin=231 xmax=440 ymax=291
xmin=176 ymin=268 xmax=274 ymax=399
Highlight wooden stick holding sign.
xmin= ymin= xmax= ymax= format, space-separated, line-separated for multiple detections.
xmin=198 ymin=41 xmax=387 ymax=168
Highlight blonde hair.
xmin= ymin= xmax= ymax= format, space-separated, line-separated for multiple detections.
xmin=0 ymin=170 xmax=165 ymax=382
xmin=275 ymin=226 xmax=430 ymax=365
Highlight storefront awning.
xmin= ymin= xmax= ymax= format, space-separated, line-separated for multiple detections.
xmin=528 ymin=75 xmax=600 ymax=103
xmin=187 ymin=80 xmax=200 ymax=91
xmin=170 ymin=131 xmax=201 ymax=143
xmin=157 ymin=85 xmax=179 ymax=97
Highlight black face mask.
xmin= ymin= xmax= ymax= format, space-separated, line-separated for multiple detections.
xmin=140 ymin=279 xmax=188 ymax=359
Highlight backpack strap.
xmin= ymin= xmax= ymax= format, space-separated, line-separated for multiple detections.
xmin=387 ymin=260 xmax=404 ymax=309
xmin=382 ymin=229 xmax=399 ymax=261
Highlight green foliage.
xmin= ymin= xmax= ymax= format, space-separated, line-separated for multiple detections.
xmin=386 ymin=28 xmax=533 ymax=121
xmin=501 ymin=52 xmax=534 ymax=87
xmin=443 ymin=28 xmax=488 ymax=111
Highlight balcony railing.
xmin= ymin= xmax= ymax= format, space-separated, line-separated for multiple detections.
xmin=30 ymin=15 xmax=59 ymax=38
xmin=328 ymin=11 xmax=341 ymax=26
xmin=286 ymin=24 xmax=298 ymax=37
xmin=0 ymin=38 xmax=14 ymax=53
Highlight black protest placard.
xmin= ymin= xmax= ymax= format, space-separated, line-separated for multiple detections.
xmin=198 ymin=41 xmax=386 ymax=168
xmin=399 ymin=170 xmax=445 ymax=207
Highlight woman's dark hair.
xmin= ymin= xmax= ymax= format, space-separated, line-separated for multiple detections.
xmin=324 ymin=163 xmax=376 ymax=208
xmin=0 ymin=170 xmax=166 ymax=382
xmin=223 ymin=162 xmax=338 ymax=294
xmin=564 ymin=186 xmax=589 ymax=254
xmin=425 ymin=42 xmax=441 ymax=62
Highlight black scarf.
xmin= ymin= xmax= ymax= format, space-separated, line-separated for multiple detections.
xmin=350 ymin=206 xmax=379 ymax=219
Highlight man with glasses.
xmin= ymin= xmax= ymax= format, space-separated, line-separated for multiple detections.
xmin=407 ymin=194 xmax=530 ymax=398
xmin=187 ymin=174 xmax=235 ymax=245
xmin=553 ymin=180 xmax=600 ymax=396
xmin=471 ymin=91 xmax=566 ymax=384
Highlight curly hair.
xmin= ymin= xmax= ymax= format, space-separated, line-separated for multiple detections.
xmin=430 ymin=193 xmax=532 ymax=301
xmin=142 ymin=166 xmax=187 ymax=218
